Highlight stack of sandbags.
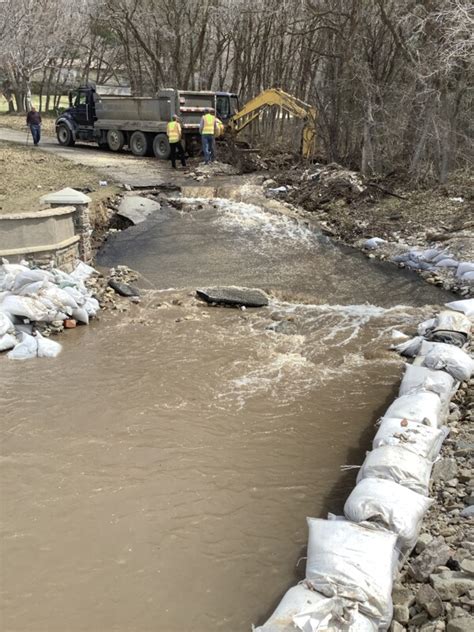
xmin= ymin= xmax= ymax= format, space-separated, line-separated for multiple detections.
xmin=0 ymin=259 xmax=100 ymax=360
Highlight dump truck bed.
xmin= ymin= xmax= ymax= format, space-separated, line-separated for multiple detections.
xmin=94 ymin=90 xmax=216 ymax=133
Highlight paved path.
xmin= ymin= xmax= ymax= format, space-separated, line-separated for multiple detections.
xmin=0 ymin=126 xmax=169 ymax=188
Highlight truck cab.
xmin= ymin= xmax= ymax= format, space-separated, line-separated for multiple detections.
xmin=55 ymin=85 xmax=97 ymax=146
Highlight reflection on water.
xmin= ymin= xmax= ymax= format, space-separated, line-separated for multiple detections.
xmin=1 ymin=197 xmax=454 ymax=632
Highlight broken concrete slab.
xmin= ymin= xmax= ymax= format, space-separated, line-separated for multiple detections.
xmin=117 ymin=195 xmax=161 ymax=225
xmin=108 ymin=280 xmax=140 ymax=297
xmin=196 ymin=286 xmax=269 ymax=308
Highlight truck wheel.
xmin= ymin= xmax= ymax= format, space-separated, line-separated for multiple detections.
xmin=57 ymin=124 xmax=75 ymax=147
xmin=153 ymin=134 xmax=170 ymax=159
xmin=130 ymin=131 xmax=150 ymax=157
xmin=107 ymin=129 xmax=125 ymax=152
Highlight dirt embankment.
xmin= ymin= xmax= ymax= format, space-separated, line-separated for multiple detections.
xmin=258 ymin=162 xmax=473 ymax=296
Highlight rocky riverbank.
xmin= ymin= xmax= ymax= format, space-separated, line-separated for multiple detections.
xmin=391 ymin=349 xmax=474 ymax=632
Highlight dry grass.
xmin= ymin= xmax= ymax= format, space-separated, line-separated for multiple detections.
xmin=0 ymin=141 xmax=119 ymax=217
xmin=0 ymin=112 xmax=57 ymax=137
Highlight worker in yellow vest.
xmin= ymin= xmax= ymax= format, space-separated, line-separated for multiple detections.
xmin=199 ymin=108 xmax=223 ymax=164
xmin=166 ymin=115 xmax=186 ymax=169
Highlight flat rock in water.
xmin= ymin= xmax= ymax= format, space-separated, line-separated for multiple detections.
xmin=108 ymin=280 xmax=140 ymax=297
xmin=196 ymin=286 xmax=269 ymax=308
xmin=117 ymin=195 xmax=161 ymax=225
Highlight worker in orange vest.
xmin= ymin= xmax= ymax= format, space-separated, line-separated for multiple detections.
xmin=166 ymin=115 xmax=186 ymax=169
xmin=199 ymin=108 xmax=223 ymax=164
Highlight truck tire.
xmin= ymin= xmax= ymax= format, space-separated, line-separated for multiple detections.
xmin=153 ymin=134 xmax=170 ymax=159
xmin=107 ymin=129 xmax=125 ymax=152
xmin=130 ymin=131 xmax=150 ymax=157
xmin=57 ymin=123 xmax=75 ymax=147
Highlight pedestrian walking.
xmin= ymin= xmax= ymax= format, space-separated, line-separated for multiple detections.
xmin=26 ymin=106 xmax=42 ymax=146
xmin=199 ymin=108 xmax=223 ymax=164
xmin=166 ymin=115 xmax=186 ymax=169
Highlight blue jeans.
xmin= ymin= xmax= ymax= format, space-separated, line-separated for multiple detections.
xmin=30 ymin=124 xmax=41 ymax=145
xmin=201 ymin=134 xmax=215 ymax=163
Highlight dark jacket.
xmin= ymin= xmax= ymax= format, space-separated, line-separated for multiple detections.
xmin=26 ymin=111 xmax=42 ymax=126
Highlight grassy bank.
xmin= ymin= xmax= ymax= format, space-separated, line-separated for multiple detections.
xmin=0 ymin=141 xmax=119 ymax=222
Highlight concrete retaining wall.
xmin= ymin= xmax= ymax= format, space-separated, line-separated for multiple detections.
xmin=0 ymin=188 xmax=93 ymax=271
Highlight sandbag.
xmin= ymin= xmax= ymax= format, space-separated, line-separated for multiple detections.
xmin=72 ymin=307 xmax=89 ymax=324
xmin=0 ymin=333 xmax=17 ymax=352
xmin=0 ymin=312 xmax=14 ymax=336
xmin=373 ymin=417 xmax=448 ymax=460
xmin=7 ymin=332 xmax=38 ymax=360
xmin=384 ymin=391 xmax=442 ymax=427
xmin=431 ymin=310 xmax=471 ymax=337
xmin=12 ymin=269 xmax=50 ymax=294
xmin=1 ymin=293 xmax=54 ymax=322
xmin=70 ymin=261 xmax=97 ymax=281
xmin=36 ymin=332 xmax=62 ymax=358
xmin=394 ymin=336 xmax=424 ymax=358
xmin=254 ymin=584 xmax=378 ymax=632
xmin=399 ymin=364 xmax=455 ymax=413
xmin=344 ymin=478 xmax=433 ymax=554
xmin=63 ymin=285 xmax=87 ymax=305
xmin=420 ymin=341 xmax=474 ymax=382
xmin=84 ymin=296 xmax=100 ymax=316
xmin=357 ymin=445 xmax=433 ymax=495
xmin=39 ymin=285 xmax=79 ymax=311
xmin=445 ymin=299 xmax=474 ymax=319
xmin=305 ymin=518 xmax=398 ymax=629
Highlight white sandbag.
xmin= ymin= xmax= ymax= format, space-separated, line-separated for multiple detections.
xmin=254 ymin=583 xmax=378 ymax=632
xmin=1 ymin=293 xmax=54 ymax=322
xmin=461 ymin=271 xmax=474 ymax=282
xmin=0 ymin=311 xmax=14 ymax=336
xmin=373 ymin=417 xmax=448 ymax=460
xmin=445 ymin=299 xmax=474 ymax=319
xmin=7 ymin=332 xmax=38 ymax=360
xmin=36 ymin=332 xmax=62 ymax=358
xmin=11 ymin=268 xmax=50 ymax=293
xmin=344 ymin=478 xmax=433 ymax=554
xmin=0 ymin=333 xmax=17 ymax=352
xmin=435 ymin=258 xmax=458 ymax=268
xmin=306 ymin=518 xmax=398 ymax=628
xmin=420 ymin=341 xmax=474 ymax=382
xmin=39 ymin=285 xmax=79 ymax=311
xmin=357 ymin=445 xmax=433 ymax=495
xmin=84 ymin=296 xmax=100 ymax=317
xmin=72 ymin=307 xmax=89 ymax=324
xmin=16 ymin=280 xmax=48 ymax=296
xmin=394 ymin=336 xmax=424 ymax=358
xmin=70 ymin=261 xmax=97 ymax=281
xmin=268 ymin=586 xmax=368 ymax=632
xmin=399 ymin=364 xmax=455 ymax=412
xmin=417 ymin=319 xmax=435 ymax=336
xmin=63 ymin=285 xmax=87 ymax=305
xmin=384 ymin=391 xmax=442 ymax=427
xmin=431 ymin=310 xmax=471 ymax=337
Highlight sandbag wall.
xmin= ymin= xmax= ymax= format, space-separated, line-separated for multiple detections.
xmin=254 ymin=300 xmax=474 ymax=632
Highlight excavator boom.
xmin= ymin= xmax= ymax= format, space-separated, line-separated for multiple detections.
xmin=228 ymin=88 xmax=317 ymax=158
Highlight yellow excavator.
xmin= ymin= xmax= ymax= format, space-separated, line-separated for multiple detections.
xmin=226 ymin=88 xmax=317 ymax=159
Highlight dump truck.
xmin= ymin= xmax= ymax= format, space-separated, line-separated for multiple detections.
xmin=55 ymin=84 xmax=239 ymax=158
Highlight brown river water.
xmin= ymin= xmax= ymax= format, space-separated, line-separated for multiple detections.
xmin=1 ymin=196 xmax=454 ymax=632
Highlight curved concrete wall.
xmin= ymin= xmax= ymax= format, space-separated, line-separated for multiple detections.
xmin=0 ymin=206 xmax=79 ymax=258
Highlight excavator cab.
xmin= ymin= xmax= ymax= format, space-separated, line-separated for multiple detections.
xmin=215 ymin=92 xmax=240 ymax=122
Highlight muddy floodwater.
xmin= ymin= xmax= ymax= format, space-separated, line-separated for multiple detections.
xmin=1 ymin=197 xmax=454 ymax=632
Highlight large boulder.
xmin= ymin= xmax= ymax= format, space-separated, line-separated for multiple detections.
xmin=196 ymin=286 xmax=269 ymax=308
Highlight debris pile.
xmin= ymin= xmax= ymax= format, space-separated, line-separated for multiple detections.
xmin=189 ymin=161 xmax=240 ymax=181
xmin=254 ymin=299 xmax=474 ymax=632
